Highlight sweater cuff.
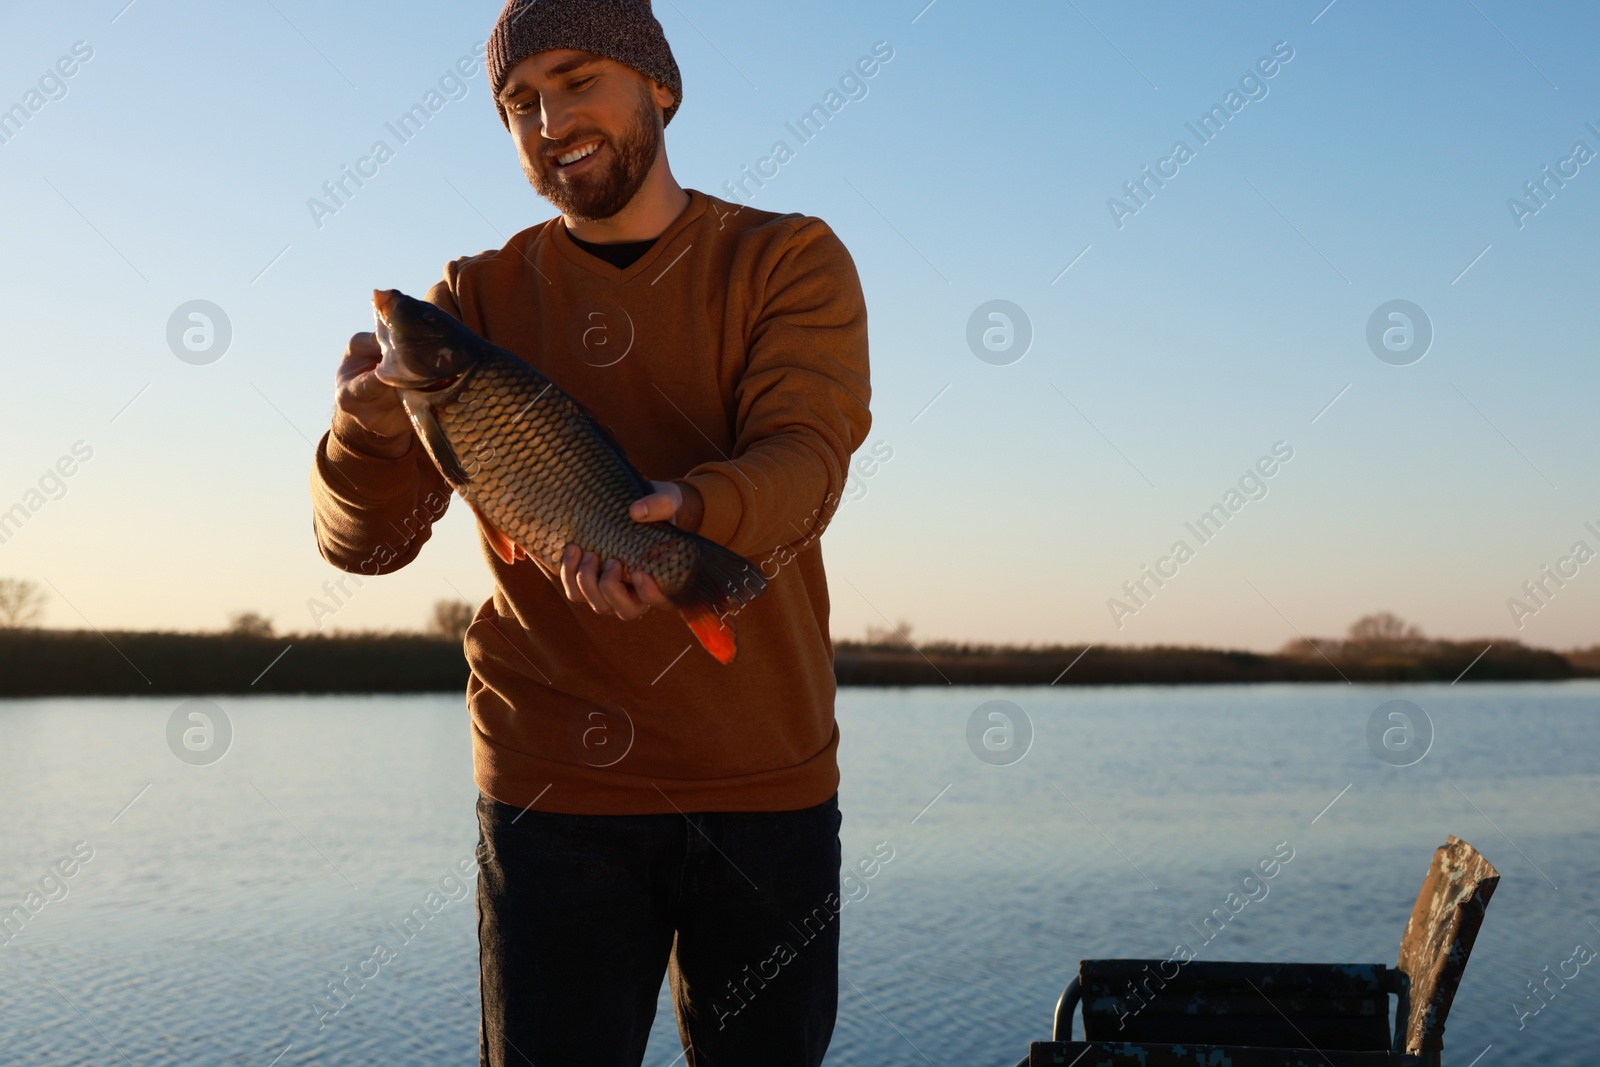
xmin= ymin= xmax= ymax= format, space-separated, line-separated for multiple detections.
xmin=679 ymin=469 xmax=743 ymax=547
xmin=330 ymin=409 xmax=414 ymax=457
xmin=323 ymin=411 xmax=422 ymax=497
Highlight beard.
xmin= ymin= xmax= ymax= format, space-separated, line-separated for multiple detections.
xmin=523 ymin=86 xmax=662 ymax=222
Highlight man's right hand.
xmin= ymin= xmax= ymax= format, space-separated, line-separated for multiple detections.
xmin=334 ymin=332 xmax=412 ymax=456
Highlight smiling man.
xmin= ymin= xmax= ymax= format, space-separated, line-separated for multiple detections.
xmin=307 ymin=0 xmax=872 ymax=1064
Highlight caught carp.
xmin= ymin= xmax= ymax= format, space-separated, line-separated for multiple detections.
xmin=370 ymin=288 xmax=766 ymax=664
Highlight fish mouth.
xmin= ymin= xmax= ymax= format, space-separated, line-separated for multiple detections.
xmin=371 ymin=289 xmax=439 ymax=389
xmin=412 ymin=371 xmax=469 ymax=393
xmin=374 ymin=355 xmax=463 ymax=392
xmin=369 ymin=289 xmax=475 ymax=398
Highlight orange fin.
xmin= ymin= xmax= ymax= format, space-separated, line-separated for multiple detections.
xmin=663 ymin=536 xmax=769 ymax=665
xmin=680 ymin=601 xmax=738 ymax=665
xmin=467 ymin=501 xmax=526 ymax=565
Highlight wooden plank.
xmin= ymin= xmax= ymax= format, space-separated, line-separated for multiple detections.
xmin=1394 ymin=836 xmax=1500 ymax=1056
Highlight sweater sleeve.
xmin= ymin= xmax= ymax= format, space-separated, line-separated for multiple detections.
xmin=679 ymin=218 xmax=872 ymax=558
xmin=307 ymin=282 xmax=461 ymax=575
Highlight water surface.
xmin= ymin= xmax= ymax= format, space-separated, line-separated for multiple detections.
xmin=1 ymin=683 xmax=1595 ymax=1065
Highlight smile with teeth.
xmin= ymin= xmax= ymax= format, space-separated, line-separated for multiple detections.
xmin=555 ymin=140 xmax=602 ymax=166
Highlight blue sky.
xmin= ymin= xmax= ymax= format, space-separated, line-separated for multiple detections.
xmin=2 ymin=0 xmax=1597 ymax=651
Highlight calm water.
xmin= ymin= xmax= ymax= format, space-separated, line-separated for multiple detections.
xmin=1 ymin=683 xmax=1596 ymax=1066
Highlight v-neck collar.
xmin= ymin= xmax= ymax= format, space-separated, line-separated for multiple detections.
xmin=549 ymin=188 xmax=709 ymax=283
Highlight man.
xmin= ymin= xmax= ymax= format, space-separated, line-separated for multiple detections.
xmin=307 ymin=1 xmax=872 ymax=1064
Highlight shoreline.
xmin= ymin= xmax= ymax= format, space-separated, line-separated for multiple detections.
xmin=0 ymin=629 xmax=1593 ymax=697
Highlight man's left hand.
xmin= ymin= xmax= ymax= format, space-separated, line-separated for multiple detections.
xmin=559 ymin=480 xmax=695 ymax=619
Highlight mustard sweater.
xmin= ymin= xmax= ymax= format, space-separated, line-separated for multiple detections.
xmin=309 ymin=189 xmax=872 ymax=814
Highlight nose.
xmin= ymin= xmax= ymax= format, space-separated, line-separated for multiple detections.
xmin=540 ymin=96 xmax=576 ymax=144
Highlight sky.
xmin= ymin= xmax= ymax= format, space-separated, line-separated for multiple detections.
xmin=1 ymin=0 xmax=1597 ymax=652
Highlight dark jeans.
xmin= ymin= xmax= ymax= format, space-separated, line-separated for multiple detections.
xmin=475 ymin=791 xmax=842 ymax=1067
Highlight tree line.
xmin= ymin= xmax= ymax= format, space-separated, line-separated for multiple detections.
xmin=0 ymin=604 xmax=1592 ymax=696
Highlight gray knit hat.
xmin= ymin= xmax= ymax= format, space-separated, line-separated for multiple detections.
xmin=488 ymin=0 xmax=682 ymax=128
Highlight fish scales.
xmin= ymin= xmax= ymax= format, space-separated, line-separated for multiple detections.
xmin=370 ymin=288 xmax=767 ymax=663
xmin=448 ymin=359 xmax=681 ymax=580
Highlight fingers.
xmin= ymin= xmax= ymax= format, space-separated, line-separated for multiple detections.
xmin=335 ymin=333 xmax=386 ymax=401
xmin=343 ymin=369 xmax=394 ymax=403
xmin=337 ymin=332 xmax=382 ymax=384
xmin=334 ymin=331 xmax=411 ymax=440
xmin=559 ymin=544 xmax=587 ymax=606
xmin=337 ymin=335 xmax=388 ymax=398
xmin=631 ymin=569 xmax=672 ymax=609
xmin=573 ymin=553 xmax=611 ymax=614
xmin=559 ymin=544 xmax=661 ymax=619
xmin=629 ymin=493 xmax=673 ymax=524
xmin=630 ymin=481 xmax=683 ymax=525
xmin=598 ymin=560 xmax=647 ymax=619
xmin=561 ymin=545 xmax=617 ymax=616
xmin=348 ymin=331 xmax=381 ymax=362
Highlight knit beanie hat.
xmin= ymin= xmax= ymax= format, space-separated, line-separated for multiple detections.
xmin=488 ymin=0 xmax=683 ymax=129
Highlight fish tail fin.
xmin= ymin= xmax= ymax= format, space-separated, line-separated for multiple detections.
xmin=680 ymin=601 xmax=739 ymax=665
xmin=669 ymin=538 xmax=768 ymax=665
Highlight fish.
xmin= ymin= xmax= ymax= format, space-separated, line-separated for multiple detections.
xmin=369 ymin=288 xmax=766 ymax=664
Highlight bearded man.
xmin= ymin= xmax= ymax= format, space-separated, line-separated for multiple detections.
xmin=308 ymin=1 xmax=872 ymax=1064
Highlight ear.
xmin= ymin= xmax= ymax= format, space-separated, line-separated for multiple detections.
xmin=650 ymin=79 xmax=676 ymax=112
